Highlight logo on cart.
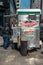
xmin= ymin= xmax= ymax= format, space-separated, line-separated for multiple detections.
xmin=20 ymin=22 xmax=38 ymax=27
xmin=24 ymin=30 xmax=34 ymax=34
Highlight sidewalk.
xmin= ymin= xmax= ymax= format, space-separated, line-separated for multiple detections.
xmin=0 ymin=36 xmax=3 ymax=46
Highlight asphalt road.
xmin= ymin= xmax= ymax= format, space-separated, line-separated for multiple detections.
xmin=0 ymin=37 xmax=43 ymax=65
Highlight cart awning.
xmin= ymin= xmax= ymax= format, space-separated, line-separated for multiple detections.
xmin=17 ymin=9 xmax=41 ymax=14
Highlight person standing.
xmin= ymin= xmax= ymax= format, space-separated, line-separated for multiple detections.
xmin=3 ymin=23 xmax=10 ymax=49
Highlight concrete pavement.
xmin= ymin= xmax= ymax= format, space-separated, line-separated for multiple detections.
xmin=0 ymin=36 xmax=43 ymax=65
xmin=0 ymin=46 xmax=43 ymax=65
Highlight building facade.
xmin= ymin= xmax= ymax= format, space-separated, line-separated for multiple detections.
xmin=0 ymin=0 xmax=16 ymax=27
xmin=31 ymin=0 xmax=43 ymax=20
xmin=0 ymin=0 xmax=5 ymax=27
xmin=15 ymin=0 xmax=31 ymax=9
xmin=14 ymin=0 xmax=20 ymax=9
xmin=9 ymin=0 xmax=16 ymax=25
xmin=31 ymin=0 xmax=41 ymax=9
xmin=41 ymin=0 xmax=43 ymax=19
xmin=0 ymin=0 xmax=10 ymax=27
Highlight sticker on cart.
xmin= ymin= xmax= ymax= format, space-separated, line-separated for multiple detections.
xmin=24 ymin=30 xmax=34 ymax=34
xmin=20 ymin=21 xmax=38 ymax=27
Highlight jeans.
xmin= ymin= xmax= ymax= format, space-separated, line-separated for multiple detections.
xmin=3 ymin=34 xmax=9 ymax=49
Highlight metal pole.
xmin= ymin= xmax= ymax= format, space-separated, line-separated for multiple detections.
xmin=40 ymin=0 xmax=42 ymax=10
xmin=30 ymin=0 xmax=32 ymax=8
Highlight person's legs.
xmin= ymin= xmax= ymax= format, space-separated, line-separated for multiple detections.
xmin=3 ymin=34 xmax=9 ymax=49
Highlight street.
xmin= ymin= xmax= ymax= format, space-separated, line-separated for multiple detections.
xmin=0 ymin=37 xmax=43 ymax=65
xmin=0 ymin=0 xmax=43 ymax=65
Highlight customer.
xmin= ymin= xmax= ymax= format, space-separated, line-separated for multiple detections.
xmin=3 ymin=23 xmax=10 ymax=49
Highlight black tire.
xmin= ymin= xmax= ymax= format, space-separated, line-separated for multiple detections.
xmin=20 ymin=41 xmax=27 ymax=56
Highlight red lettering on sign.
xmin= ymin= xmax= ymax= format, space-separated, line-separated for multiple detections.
xmin=20 ymin=22 xmax=38 ymax=27
xmin=24 ymin=30 xmax=34 ymax=34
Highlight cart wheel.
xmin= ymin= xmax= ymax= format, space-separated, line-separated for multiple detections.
xmin=20 ymin=41 xmax=27 ymax=56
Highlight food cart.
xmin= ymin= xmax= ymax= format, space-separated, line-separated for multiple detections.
xmin=17 ymin=9 xmax=41 ymax=56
